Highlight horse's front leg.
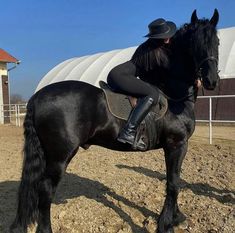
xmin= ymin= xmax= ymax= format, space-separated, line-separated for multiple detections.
xmin=157 ymin=140 xmax=188 ymax=233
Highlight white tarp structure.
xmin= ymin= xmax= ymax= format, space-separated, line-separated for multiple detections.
xmin=217 ymin=27 xmax=235 ymax=79
xmin=36 ymin=27 xmax=235 ymax=92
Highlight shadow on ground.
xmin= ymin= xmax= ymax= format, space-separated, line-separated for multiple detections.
xmin=1 ymin=166 xmax=234 ymax=233
xmin=116 ymin=164 xmax=235 ymax=205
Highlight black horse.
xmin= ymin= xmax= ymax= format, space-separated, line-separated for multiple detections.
xmin=11 ymin=10 xmax=220 ymax=233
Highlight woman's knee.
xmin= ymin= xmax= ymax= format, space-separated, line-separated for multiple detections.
xmin=108 ymin=62 xmax=136 ymax=82
xmin=148 ymin=90 xmax=159 ymax=104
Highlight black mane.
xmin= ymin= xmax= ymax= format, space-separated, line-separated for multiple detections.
xmin=173 ymin=17 xmax=219 ymax=68
xmin=164 ymin=17 xmax=219 ymax=100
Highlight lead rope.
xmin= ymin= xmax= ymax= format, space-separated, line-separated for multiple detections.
xmin=201 ymin=83 xmax=205 ymax=96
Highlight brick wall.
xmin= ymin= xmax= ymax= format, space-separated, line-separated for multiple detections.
xmin=195 ymin=78 xmax=235 ymax=121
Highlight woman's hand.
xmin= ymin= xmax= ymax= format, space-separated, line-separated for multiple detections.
xmin=195 ymin=79 xmax=202 ymax=88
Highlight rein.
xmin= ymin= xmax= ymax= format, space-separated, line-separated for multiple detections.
xmin=160 ymin=88 xmax=195 ymax=103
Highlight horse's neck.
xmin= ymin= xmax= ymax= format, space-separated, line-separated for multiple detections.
xmin=170 ymin=50 xmax=194 ymax=79
xmin=170 ymin=31 xmax=195 ymax=80
xmin=163 ymin=76 xmax=196 ymax=101
xmin=164 ymin=38 xmax=196 ymax=100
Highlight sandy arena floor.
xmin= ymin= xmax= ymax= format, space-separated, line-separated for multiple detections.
xmin=0 ymin=125 xmax=234 ymax=233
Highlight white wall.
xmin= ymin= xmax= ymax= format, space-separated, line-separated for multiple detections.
xmin=0 ymin=63 xmax=8 ymax=124
xmin=0 ymin=76 xmax=3 ymax=124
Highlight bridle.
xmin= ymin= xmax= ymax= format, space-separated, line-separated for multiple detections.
xmin=195 ymin=56 xmax=219 ymax=80
xmin=195 ymin=56 xmax=219 ymax=95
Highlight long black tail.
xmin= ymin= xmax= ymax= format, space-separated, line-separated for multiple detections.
xmin=11 ymin=99 xmax=46 ymax=231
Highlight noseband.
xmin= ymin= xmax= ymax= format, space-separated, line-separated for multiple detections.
xmin=195 ymin=56 xmax=219 ymax=96
xmin=195 ymin=56 xmax=218 ymax=79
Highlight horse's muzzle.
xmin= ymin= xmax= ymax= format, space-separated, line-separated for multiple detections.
xmin=203 ymin=75 xmax=219 ymax=90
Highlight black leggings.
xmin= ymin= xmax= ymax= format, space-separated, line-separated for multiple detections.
xmin=107 ymin=61 xmax=159 ymax=104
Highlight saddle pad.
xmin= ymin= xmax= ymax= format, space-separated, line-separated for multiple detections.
xmin=99 ymin=81 xmax=132 ymax=120
xmin=99 ymin=81 xmax=168 ymax=121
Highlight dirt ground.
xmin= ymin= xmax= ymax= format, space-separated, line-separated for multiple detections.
xmin=0 ymin=125 xmax=234 ymax=233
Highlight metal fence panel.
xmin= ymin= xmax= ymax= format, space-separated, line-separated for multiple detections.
xmin=0 ymin=103 xmax=27 ymax=126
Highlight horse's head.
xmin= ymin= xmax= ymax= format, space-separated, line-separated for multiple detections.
xmin=189 ymin=9 xmax=220 ymax=90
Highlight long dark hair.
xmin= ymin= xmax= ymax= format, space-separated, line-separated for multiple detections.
xmin=131 ymin=38 xmax=170 ymax=72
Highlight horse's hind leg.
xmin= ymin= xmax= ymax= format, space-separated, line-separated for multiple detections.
xmin=157 ymin=140 xmax=188 ymax=233
xmin=36 ymin=148 xmax=78 ymax=233
xmin=36 ymin=162 xmax=64 ymax=233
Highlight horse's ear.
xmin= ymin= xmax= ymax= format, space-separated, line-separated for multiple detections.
xmin=210 ymin=9 xmax=219 ymax=27
xmin=191 ymin=9 xmax=198 ymax=24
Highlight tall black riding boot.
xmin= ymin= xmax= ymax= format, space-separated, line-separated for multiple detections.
xmin=117 ymin=96 xmax=154 ymax=150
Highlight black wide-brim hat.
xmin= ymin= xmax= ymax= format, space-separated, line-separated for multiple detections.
xmin=144 ymin=18 xmax=177 ymax=39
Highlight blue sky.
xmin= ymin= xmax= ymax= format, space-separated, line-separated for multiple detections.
xmin=1 ymin=0 xmax=235 ymax=100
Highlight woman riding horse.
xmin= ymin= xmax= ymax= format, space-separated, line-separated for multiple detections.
xmin=107 ymin=18 xmax=177 ymax=150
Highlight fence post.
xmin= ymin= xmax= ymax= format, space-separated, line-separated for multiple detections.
xmin=14 ymin=105 xmax=17 ymax=126
xmin=0 ymin=105 xmax=3 ymax=124
xmin=209 ymin=97 xmax=212 ymax=144
xmin=18 ymin=105 xmax=20 ymax=127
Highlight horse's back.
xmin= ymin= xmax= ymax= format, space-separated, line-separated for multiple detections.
xmin=33 ymin=81 xmax=102 ymax=101
xmin=28 ymin=81 xmax=106 ymax=153
xmin=31 ymin=81 xmax=103 ymax=124
xmin=32 ymin=80 xmax=102 ymax=111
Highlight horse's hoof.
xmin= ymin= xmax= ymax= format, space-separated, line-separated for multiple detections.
xmin=9 ymin=225 xmax=26 ymax=233
xmin=157 ymin=228 xmax=174 ymax=233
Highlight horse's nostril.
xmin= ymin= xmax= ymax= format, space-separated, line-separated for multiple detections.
xmin=203 ymin=78 xmax=217 ymax=90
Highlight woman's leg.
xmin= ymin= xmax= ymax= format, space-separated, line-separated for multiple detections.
xmin=107 ymin=61 xmax=159 ymax=150
xmin=107 ymin=61 xmax=159 ymax=103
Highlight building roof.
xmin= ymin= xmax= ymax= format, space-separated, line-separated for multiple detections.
xmin=0 ymin=48 xmax=19 ymax=63
xmin=36 ymin=27 xmax=235 ymax=93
